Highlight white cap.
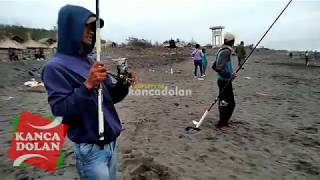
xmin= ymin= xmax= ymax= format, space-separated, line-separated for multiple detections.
xmin=86 ymin=16 xmax=104 ymax=28
xmin=224 ymin=32 xmax=235 ymax=42
xmin=86 ymin=16 xmax=97 ymax=24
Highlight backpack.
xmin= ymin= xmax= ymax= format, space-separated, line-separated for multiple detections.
xmin=212 ymin=47 xmax=232 ymax=72
xmin=192 ymin=50 xmax=199 ymax=59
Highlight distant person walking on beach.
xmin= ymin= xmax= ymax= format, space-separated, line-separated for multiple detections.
xmin=235 ymin=41 xmax=246 ymax=69
xmin=201 ymin=48 xmax=208 ymax=76
xmin=314 ymin=50 xmax=318 ymax=62
xmin=8 ymin=49 xmax=18 ymax=61
xmin=42 ymin=5 xmax=132 ymax=180
xmin=191 ymin=44 xmax=204 ymax=80
xmin=289 ymin=52 xmax=293 ymax=58
xmin=213 ymin=32 xmax=237 ymax=129
xmin=305 ymin=50 xmax=309 ymax=66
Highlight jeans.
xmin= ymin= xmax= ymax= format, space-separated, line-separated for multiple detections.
xmin=194 ymin=60 xmax=203 ymax=77
xmin=74 ymin=141 xmax=117 ymax=180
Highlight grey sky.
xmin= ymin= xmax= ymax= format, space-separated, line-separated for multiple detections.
xmin=0 ymin=0 xmax=319 ymax=50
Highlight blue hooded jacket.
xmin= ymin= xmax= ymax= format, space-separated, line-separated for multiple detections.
xmin=41 ymin=5 xmax=128 ymax=144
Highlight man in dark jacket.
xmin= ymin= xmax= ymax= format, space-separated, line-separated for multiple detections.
xmin=214 ymin=32 xmax=237 ymax=129
xmin=235 ymin=41 xmax=246 ymax=68
xmin=42 ymin=5 xmax=130 ymax=180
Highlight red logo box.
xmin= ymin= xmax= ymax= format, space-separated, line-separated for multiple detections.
xmin=8 ymin=112 xmax=68 ymax=172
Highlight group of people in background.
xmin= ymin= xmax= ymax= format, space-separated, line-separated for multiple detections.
xmin=191 ymin=40 xmax=247 ymax=80
xmin=290 ymin=50 xmax=319 ymax=67
xmin=191 ymin=44 xmax=208 ymax=80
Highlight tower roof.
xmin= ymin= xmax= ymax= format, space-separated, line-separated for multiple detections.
xmin=210 ymin=26 xmax=225 ymax=30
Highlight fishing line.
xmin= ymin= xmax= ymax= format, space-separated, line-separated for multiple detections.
xmin=186 ymin=0 xmax=293 ymax=132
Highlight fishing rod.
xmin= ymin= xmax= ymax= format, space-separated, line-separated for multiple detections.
xmin=186 ymin=0 xmax=293 ymax=131
xmin=96 ymin=0 xmax=104 ymax=145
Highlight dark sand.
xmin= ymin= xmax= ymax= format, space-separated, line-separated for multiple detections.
xmin=0 ymin=48 xmax=319 ymax=180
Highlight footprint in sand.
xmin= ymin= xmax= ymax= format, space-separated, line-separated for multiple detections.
xmin=121 ymin=151 xmax=177 ymax=180
xmin=296 ymin=126 xmax=318 ymax=134
xmin=289 ymin=135 xmax=320 ymax=147
xmin=294 ymin=160 xmax=319 ymax=176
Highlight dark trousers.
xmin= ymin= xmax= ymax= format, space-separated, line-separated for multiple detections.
xmin=217 ymin=80 xmax=236 ymax=127
xmin=238 ymin=57 xmax=245 ymax=66
xmin=305 ymin=57 xmax=309 ymax=66
xmin=194 ymin=61 xmax=203 ymax=77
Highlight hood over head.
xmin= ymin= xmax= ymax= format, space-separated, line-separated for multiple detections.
xmin=57 ymin=5 xmax=104 ymax=56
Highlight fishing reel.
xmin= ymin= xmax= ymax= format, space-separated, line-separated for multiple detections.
xmin=117 ymin=58 xmax=129 ymax=80
xmin=107 ymin=58 xmax=133 ymax=85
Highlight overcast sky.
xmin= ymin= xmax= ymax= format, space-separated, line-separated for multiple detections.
xmin=0 ymin=0 xmax=319 ymax=50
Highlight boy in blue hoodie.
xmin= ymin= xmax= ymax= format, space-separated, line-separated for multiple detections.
xmin=42 ymin=5 xmax=130 ymax=180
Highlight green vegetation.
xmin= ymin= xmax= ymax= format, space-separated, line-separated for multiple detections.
xmin=0 ymin=24 xmax=57 ymax=42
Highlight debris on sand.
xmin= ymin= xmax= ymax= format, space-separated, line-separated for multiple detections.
xmin=255 ymin=92 xmax=270 ymax=96
xmin=4 ymin=96 xmax=14 ymax=101
xmin=23 ymin=78 xmax=44 ymax=88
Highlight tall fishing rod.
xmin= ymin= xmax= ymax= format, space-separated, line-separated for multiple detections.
xmin=96 ymin=0 xmax=104 ymax=143
xmin=186 ymin=0 xmax=293 ymax=131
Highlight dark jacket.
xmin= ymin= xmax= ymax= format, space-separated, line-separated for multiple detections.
xmin=41 ymin=5 xmax=128 ymax=144
xmin=235 ymin=45 xmax=246 ymax=60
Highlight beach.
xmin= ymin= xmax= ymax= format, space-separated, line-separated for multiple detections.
xmin=0 ymin=47 xmax=319 ymax=180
